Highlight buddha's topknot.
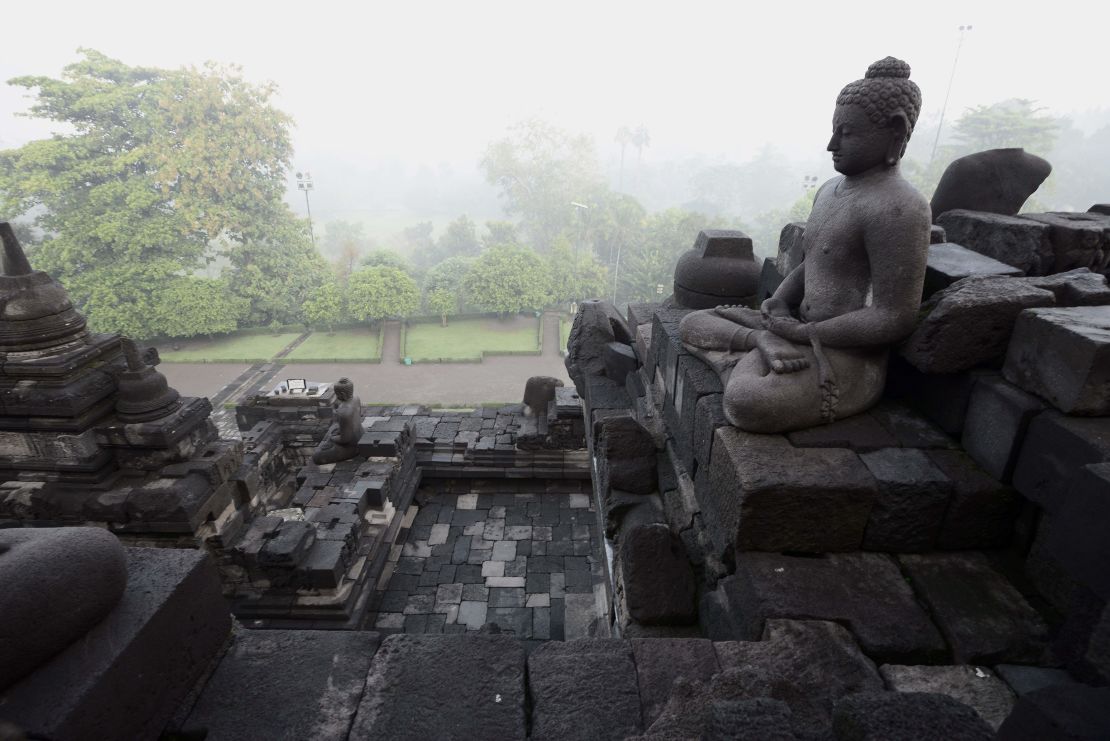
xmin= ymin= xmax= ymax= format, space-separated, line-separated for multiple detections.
xmin=837 ymin=56 xmax=922 ymax=131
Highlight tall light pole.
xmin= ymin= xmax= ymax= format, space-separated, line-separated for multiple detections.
xmin=571 ymin=201 xmax=589 ymax=309
xmin=931 ymin=24 xmax=973 ymax=164
xmin=296 ymin=171 xmax=316 ymax=247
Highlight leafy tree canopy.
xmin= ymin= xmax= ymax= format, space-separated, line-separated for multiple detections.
xmin=302 ymin=280 xmax=345 ymax=332
xmin=0 ymin=49 xmax=313 ymax=338
xmin=361 ymin=248 xmax=411 ymax=273
xmin=462 ymin=244 xmax=550 ymax=315
xmin=347 ymin=266 xmax=419 ymax=322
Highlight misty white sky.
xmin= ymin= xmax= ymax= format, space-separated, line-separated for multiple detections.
xmin=3 ymin=0 xmax=1108 ymax=220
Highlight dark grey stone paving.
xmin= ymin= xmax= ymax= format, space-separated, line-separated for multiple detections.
xmin=371 ymin=480 xmax=603 ymax=639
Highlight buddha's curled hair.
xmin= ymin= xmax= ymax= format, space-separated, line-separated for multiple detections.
xmin=837 ymin=56 xmax=922 ymax=132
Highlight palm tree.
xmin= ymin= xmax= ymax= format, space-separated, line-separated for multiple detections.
xmin=614 ymin=126 xmax=634 ymax=192
xmin=631 ymin=125 xmax=651 ymax=189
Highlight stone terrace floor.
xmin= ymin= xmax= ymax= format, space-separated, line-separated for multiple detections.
xmin=366 ymin=479 xmax=606 ymax=639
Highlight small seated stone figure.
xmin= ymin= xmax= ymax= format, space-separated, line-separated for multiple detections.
xmin=312 ymin=377 xmax=362 ymax=464
xmin=680 ymin=57 xmax=931 ymax=433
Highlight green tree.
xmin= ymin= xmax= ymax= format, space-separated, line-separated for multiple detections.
xmin=423 ymin=255 xmax=473 ymax=313
xmin=426 ymin=287 xmax=457 ymax=327
xmin=546 ymin=236 xmax=608 ymax=305
xmin=361 ymin=248 xmax=411 ymax=273
xmin=463 ymin=244 xmax=550 ymax=315
xmin=302 ymin=280 xmax=345 ymax=332
xmin=347 ymin=266 xmax=419 ymax=323
xmin=0 ymin=49 xmax=307 ymax=337
xmin=483 ymin=220 xmax=520 ymax=249
xmin=481 ymin=119 xmax=606 ymax=250
xmin=155 ymin=277 xmax=248 ymax=339
xmin=438 ymin=215 xmax=481 ymax=258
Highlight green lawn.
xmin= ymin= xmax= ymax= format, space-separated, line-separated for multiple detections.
xmin=284 ymin=328 xmax=380 ymax=361
xmin=160 ymin=332 xmax=303 ymax=362
xmin=405 ymin=317 xmax=538 ymax=361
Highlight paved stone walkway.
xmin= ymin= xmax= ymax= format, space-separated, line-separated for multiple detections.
xmin=369 ymin=480 xmax=605 ymax=639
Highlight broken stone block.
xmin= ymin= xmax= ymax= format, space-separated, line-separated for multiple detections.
xmin=1003 ymin=306 xmax=1110 ymax=416
xmin=1021 ymin=211 xmax=1110 ymax=275
xmin=649 ymin=307 xmax=692 ymax=403
xmin=833 ymin=691 xmax=994 ymax=741
xmin=936 ymin=209 xmax=1053 ymax=274
xmin=620 ymin=524 xmax=696 ymax=626
xmin=350 ymin=634 xmax=526 ymax=740
xmin=961 ymin=375 xmax=1047 ymax=482
xmin=565 ymin=299 xmax=632 ymax=389
xmin=300 ymin=539 xmax=348 ymax=589
xmin=596 ymin=415 xmax=656 ymax=495
xmin=692 ymin=393 xmax=728 ymax=480
xmin=1024 ymin=268 xmax=1110 ymax=307
xmin=776 ymin=221 xmax=806 ymax=276
xmin=630 ymin=638 xmax=720 ymax=726
xmin=899 ymin=552 xmax=1049 ymax=664
xmin=930 ymin=148 xmax=1052 ymax=219
xmin=879 ymin=664 xmax=1016 ymax=730
xmin=859 ymin=448 xmax=951 ymax=552
xmin=924 ymin=242 xmax=1023 ymax=298
xmin=900 ymin=276 xmax=1055 ymax=373
xmin=259 ymin=521 xmax=317 ymax=568
xmin=186 ymin=629 xmax=380 ymax=740
xmin=719 ymin=552 xmax=946 ymax=663
xmin=928 ymin=450 xmax=1020 ymax=550
xmin=713 ymin=620 xmax=885 ymax=739
xmin=705 ymin=428 xmax=876 ymax=554
xmin=1047 ymin=463 xmax=1110 ymax=600
xmin=1011 ymin=411 xmax=1110 ymax=512
xmin=603 ymin=342 xmax=638 ymax=384
xmin=996 ymin=684 xmax=1110 ymax=741
xmin=756 ymin=257 xmax=785 ymax=305
xmin=528 ymin=640 xmax=643 ymax=740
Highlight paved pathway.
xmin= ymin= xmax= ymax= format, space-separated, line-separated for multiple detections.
xmin=369 ymin=481 xmax=605 ymax=639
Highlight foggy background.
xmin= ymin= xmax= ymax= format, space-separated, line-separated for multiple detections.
xmin=4 ymin=0 xmax=1107 ymax=254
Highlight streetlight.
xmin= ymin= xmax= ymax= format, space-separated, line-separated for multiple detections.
xmin=296 ymin=171 xmax=316 ymax=247
xmin=570 ymin=201 xmax=589 ymax=310
xmin=931 ymin=25 xmax=973 ymax=164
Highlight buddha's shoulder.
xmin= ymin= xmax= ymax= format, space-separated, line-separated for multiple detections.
xmin=862 ymin=175 xmax=930 ymax=217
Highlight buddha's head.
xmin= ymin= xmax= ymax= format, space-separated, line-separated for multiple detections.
xmin=334 ymin=377 xmax=354 ymax=402
xmin=829 ymin=57 xmax=922 ymax=176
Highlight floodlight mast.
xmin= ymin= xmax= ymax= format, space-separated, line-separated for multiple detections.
xmin=296 ymin=171 xmax=316 ymax=247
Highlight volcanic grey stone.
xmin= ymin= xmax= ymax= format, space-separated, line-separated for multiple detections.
xmin=720 ymin=552 xmax=946 ymax=663
xmin=928 ymin=449 xmax=1020 ymax=550
xmin=880 ymin=664 xmax=1016 ymax=730
xmin=705 ymin=699 xmax=797 ymax=741
xmin=645 ymin=680 xmax=798 ymax=741
xmin=924 ymin=242 xmax=1023 ymax=298
xmin=859 ymin=448 xmax=951 ymax=552
xmin=936 ymin=209 xmax=1053 ymax=275
xmin=0 ymin=527 xmax=127 ymax=692
xmin=620 ymin=524 xmax=696 ymax=625
xmin=566 ymin=299 xmax=633 ymax=388
xmin=757 ymin=257 xmax=785 ymax=305
xmin=1003 ymin=306 xmax=1110 ymax=416
xmin=1048 ymin=463 xmax=1110 ymax=600
xmin=787 ymin=412 xmax=898 ymax=452
xmin=899 ymin=552 xmax=1049 ymax=664
xmin=833 ymin=691 xmax=994 ymax=741
xmin=900 ymin=275 xmax=1056 ymax=373
xmin=529 ymin=639 xmax=643 ymax=740
xmin=994 ymin=664 xmax=1078 ymax=697
xmin=1011 ymin=411 xmax=1110 ymax=512
xmin=713 ymin=620 xmax=885 ymax=739
xmin=673 ymin=230 xmax=759 ymax=309
xmin=930 ymin=148 xmax=1051 ymax=219
xmin=631 ymin=638 xmax=720 ymax=726
xmin=1025 ymin=268 xmax=1110 ymax=306
xmin=523 ymin=375 xmax=563 ymax=417
xmin=1022 ymin=211 xmax=1110 ymax=275
xmin=350 ymin=634 xmax=526 ymax=740
xmin=776 ymin=221 xmax=807 ymax=276
xmin=596 ymin=414 xmax=656 ymax=494
xmin=692 ymin=392 xmax=728 ymax=478
xmin=996 ymin=684 xmax=1110 ymax=741
xmin=603 ymin=342 xmax=638 ymax=384
xmin=705 ymin=428 xmax=877 ymax=554
xmin=186 ymin=629 xmax=379 ymax=740
xmin=961 ymin=375 xmax=1047 ymax=482
xmin=0 ymin=548 xmax=230 ymax=741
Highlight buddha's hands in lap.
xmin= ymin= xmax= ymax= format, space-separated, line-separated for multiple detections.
xmin=754 ymin=330 xmax=810 ymax=374
xmin=760 ymin=297 xmax=793 ymax=319
xmin=714 ymin=305 xmax=763 ymax=327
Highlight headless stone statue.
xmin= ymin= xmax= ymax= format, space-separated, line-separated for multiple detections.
xmin=680 ymin=57 xmax=931 ymax=433
xmin=312 ymin=377 xmax=362 ymax=464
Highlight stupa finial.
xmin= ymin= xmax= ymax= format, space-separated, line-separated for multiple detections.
xmin=1 ymin=222 xmax=33 ymax=276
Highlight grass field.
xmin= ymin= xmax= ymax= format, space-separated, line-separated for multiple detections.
xmin=284 ymin=328 xmax=380 ymax=361
xmin=159 ymin=332 xmax=303 ymax=362
xmin=405 ymin=317 xmax=538 ymax=361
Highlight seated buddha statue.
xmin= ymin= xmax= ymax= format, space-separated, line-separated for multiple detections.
xmin=680 ymin=57 xmax=931 ymax=433
xmin=312 ymin=377 xmax=362 ymax=464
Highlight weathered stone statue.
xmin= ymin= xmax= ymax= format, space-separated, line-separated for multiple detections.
xmin=311 ymin=377 xmax=362 ymax=464
xmin=680 ymin=57 xmax=931 ymax=432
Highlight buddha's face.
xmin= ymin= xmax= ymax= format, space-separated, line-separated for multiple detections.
xmin=827 ymin=104 xmax=895 ymax=176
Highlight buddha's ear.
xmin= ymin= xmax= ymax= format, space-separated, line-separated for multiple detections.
xmin=886 ymin=111 xmax=910 ymax=166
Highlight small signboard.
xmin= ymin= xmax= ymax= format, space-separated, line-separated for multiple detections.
xmin=286 ymin=378 xmax=308 ymax=393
